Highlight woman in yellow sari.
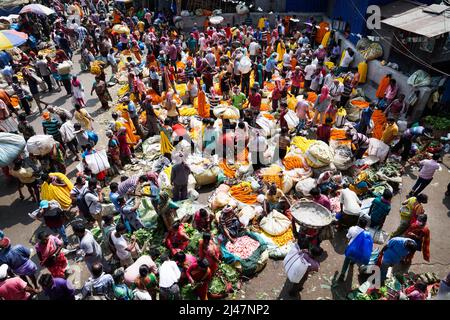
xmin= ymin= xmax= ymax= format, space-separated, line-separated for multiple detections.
xmin=113 ymin=106 xmax=140 ymax=145
xmin=40 ymin=172 xmax=74 ymax=210
xmin=276 ymin=41 xmax=286 ymax=63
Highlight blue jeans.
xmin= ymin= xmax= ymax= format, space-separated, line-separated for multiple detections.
xmin=296 ymin=119 xmax=306 ymax=133
xmin=51 ymin=225 xmax=69 ymax=246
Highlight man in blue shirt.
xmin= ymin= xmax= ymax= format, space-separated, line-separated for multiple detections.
xmin=264 ymin=53 xmax=280 ymax=82
xmin=379 ymin=237 xmax=417 ymax=284
xmin=0 ymin=51 xmax=11 ymax=69
xmin=109 ymin=182 xmax=121 ymax=212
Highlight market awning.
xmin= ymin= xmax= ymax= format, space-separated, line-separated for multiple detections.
xmin=381 ymin=4 xmax=450 ymax=38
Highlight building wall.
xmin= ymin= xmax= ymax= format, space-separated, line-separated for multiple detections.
xmin=285 ymin=0 xmax=327 ymax=12
xmin=179 ymin=12 xmax=324 ymax=31
xmin=336 ymin=32 xmax=433 ymax=123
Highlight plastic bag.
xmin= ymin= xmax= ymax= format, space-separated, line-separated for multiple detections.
xmin=211 ymin=191 xmax=231 ymax=210
xmin=0 ymin=132 xmax=26 ymax=166
xmin=236 ymin=4 xmax=249 ymax=15
xmin=368 ymin=138 xmax=389 ymax=161
xmin=57 ymin=61 xmax=73 ymax=75
xmin=238 ymin=206 xmax=257 ymax=227
xmin=282 ymin=175 xmax=294 ymax=193
xmin=26 ymin=135 xmax=55 ymax=156
xmin=407 ymin=70 xmax=431 ymax=88
xmin=360 ymin=42 xmax=383 ymax=61
xmin=283 ymin=243 xmax=310 ymax=283
xmin=255 ymin=116 xmax=276 ymax=137
xmin=260 ymin=210 xmax=291 ymax=236
xmin=238 ymin=56 xmax=252 ymax=74
xmin=194 ymin=166 xmax=220 ymax=186
xmin=284 ymin=109 xmax=299 ymax=129
xmin=295 ymin=177 xmax=317 ymax=196
xmin=85 ymin=150 xmax=110 ymax=174
xmin=124 ymin=255 xmax=157 ymax=285
xmin=317 ymin=171 xmax=333 ymax=185
xmin=344 ymin=231 xmax=373 ymax=265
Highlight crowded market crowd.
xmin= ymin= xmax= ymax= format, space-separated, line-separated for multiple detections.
xmin=0 ymin=1 xmax=449 ymax=301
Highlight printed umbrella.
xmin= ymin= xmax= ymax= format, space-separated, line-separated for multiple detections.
xmin=19 ymin=4 xmax=56 ymax=16
xmin=0 ymin=30 xmax=28 ymax=50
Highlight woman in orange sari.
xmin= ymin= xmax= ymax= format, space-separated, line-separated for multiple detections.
xmin=35 ymin=231 xmax=68 ymax=278
xmin=198 ymin=233 xmax=221 ymax=275
xmin=376 ymin=74 xmax=392 ymax=99
xmin=114 ymin=105 xmax=140 ymax=145
xmin=197 ymin=88 xmax=209 ymax=118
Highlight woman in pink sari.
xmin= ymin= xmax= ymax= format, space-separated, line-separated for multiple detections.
xmin=35 ymin=231 xmax=68 ymax=278
xmin=71 ymin=76 xmax=86 ymax=107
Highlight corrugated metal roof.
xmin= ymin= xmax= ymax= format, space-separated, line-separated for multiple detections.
xmin=381 ymin=3 xmax=450 ymax=38
xmin=379 ymin=0 xmax=425 ymax=19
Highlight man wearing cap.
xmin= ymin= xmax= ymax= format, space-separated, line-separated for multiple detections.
xmin=37 ymin=200 xmax=69 ymax=246
xmin=264 ymin=53 xmax=279 ymax=82
xmin=42 ymin=111 xmax=65 ymax=151
xmin=0 ymin=264 xmax=39 ymax=300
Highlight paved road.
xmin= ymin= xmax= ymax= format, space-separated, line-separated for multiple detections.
xmin=1 ymin=52 xmax=449 ymax=299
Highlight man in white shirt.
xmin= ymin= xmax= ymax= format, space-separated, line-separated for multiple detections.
xmin=248 ymin=130 xmax=267 ymax=172
xmin=323 ymin=72 xmax=334 ymax=90
xmin=159 ymin=254 xmax=181 ymax=300
xmin=339 ymin=48 xmax=355 ymax=73
xmin=249 ymin=38 xmax=260 ymax=62
xmin=339 ymin=184 xmax=362 ymax=228
xmin=282 ymin=51 xmax=292 ymax=73
xmin=59 ymin=113 xmax=79 ymax=161
xmin=329 ymin=79 xmax=344 ymax=103
xmin=204 ymin=48 xmax=216 ymax=68
xmin=110 ymin=223 xmax=138 ymax=267
xmin=309 ymin=69 xmax=323 ymax=92
xmin=304 ymin=62 xmax=316 ymax=90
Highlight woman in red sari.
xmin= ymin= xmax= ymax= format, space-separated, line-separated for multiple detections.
xmin=186 ymin=258 xmax=213 ymax=300
xmin=165 ymin=221 xmax=190 ymax=255
xmin=403 ymin=214 xmax=430 ymax=264
xmin=198 ymin=233 xmax=221 ymax=275
xmin=35 ymin=231 xmax=68 ymax=278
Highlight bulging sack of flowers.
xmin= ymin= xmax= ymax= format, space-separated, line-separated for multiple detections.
xmin=295 ymin=177 xmax=317 ymax=196
xmin=260 ymin=210 xmax=291 ymax=236
xmin=305 ymin=141 xmax=334 ymax=168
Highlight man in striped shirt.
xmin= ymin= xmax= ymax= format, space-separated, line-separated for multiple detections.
xmin=42 ymin=111 xmax=64 ymax=150
xmin=261 ymin=28 xmax=269 ymax=48
xmin=347 ymin=130 xmax=370 ymax=160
